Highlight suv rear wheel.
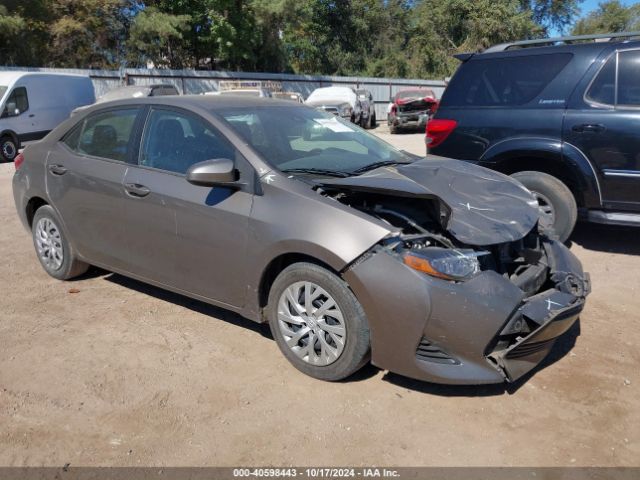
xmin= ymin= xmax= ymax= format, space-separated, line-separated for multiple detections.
xmin=511 ymin=171 xmax=577 ymax=242
xmin=266 ymin=262 xmax=370 ymax=381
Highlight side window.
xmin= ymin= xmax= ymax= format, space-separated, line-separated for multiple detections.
xmin=72 ymin=108 xmax=139 ymax=161
xmin=617 ymin=50 xmax=640 ymax=106
xmin=586 ymin=55 xmax=616 ymax=106
xmin=2 ymin=87 xmax=29 ymax=117
xmin=140 ymin=109 xmax=235 ymax=174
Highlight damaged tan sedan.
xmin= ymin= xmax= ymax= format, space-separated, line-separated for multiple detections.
xmin=12 ymin=96 xmax=590 ymax=384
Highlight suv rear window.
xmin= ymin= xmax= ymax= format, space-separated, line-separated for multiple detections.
xmin=442 ymin=53 xmax=573 ymax=107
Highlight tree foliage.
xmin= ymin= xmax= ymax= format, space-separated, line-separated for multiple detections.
xmin=0 ymin=0 xmax=586 ymax=77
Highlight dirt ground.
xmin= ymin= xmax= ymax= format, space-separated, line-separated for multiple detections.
xmin=1 ymin=128 xmax=639 ymax=467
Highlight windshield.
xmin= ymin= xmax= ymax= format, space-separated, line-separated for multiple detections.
xmin=0 ymin=86 xmax=7 ymax=99
xmin=217 ymin=106 xmax=412 ymax=175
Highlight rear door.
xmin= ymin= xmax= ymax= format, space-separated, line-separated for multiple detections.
xmin=121 ymin=106 xmax=253 ymax=306
xmin=564 ymin=48 xmax=640 ymax=211
xmin=46 ymin=107 xmax=142 ymax=269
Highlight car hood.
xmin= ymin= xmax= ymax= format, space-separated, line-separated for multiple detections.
xmin=306 ymin=99 xmax=352 ymax=109
xmin=318 ymin=157 xmax=540 ymax=246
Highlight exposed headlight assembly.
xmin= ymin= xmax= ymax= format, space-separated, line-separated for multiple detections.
xmin=403 ymin=248 xmax=489 ymax=281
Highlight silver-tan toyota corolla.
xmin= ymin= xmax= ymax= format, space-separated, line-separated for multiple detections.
xmin=12 ymin=96 xmax=591 ymax=384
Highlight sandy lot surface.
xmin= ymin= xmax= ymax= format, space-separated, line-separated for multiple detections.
xmin=1 ymin=129 xmax=639 ymax=467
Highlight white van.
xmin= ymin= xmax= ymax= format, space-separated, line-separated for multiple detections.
xmin=0 ymin=72 xmax=95 ymax=161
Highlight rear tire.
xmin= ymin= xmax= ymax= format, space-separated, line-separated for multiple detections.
xmin=1 ymin=135 xmax=18 ymax=162
xmin=32 ymin=205 xmax=89 ymax=280
xmin=511 ymin=171 xmax=577 ymax=242
xmin=267 ymin=262 xmax=370 ymax=381
xmin=370 ymin=113 xmax=377 ymax=128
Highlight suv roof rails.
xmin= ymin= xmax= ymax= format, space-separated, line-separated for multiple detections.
xmin=484 ymin=31 xmax=640 ymax=53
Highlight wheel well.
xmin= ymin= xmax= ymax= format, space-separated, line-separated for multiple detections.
xmin=493 ymin=157 xmax=585 ymax=207
xmin=0 ymin=130 xmax=19 ymax=145
xmin=258 ymin=253 xmax=336 ymax=311
xmin=25 ymin=197 xmax=48 ymax=229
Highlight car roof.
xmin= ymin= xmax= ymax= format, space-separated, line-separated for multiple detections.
xmin=475 ymin=38 xmax=640 ymax=59
xmin=77 ymin=94 xmax=301 ymax=113
xmin=0 ymin=71 xmax=89 ymax=84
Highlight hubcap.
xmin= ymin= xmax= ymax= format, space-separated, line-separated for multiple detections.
xmin=35 ymin=218 xmax=64 ymax=271
xmin=532 ymin=191 xmax=555 ymax=227
xmin=1 ymin=140 xmax=16 ymax=160
xmin=277 ymin=281 xmax=346 ymax=366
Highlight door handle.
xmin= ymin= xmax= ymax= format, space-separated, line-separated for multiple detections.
xmin=48 ymin=164 xmax=67 ymax=175
xmin=572 ymin=123 xmax=605 ymax=133
xmin=28 ymin=114 xmax=35 ymax=118
xmin=124 ymin=183 xmax=151 ymax=197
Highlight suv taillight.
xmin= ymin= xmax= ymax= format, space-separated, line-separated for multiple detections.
xmin=14 ymin=152 xmax=24 ymax=170
xmin=426 ymin=119 xmax=457 ymax=149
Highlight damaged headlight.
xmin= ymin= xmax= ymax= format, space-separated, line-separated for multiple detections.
xmin=403 ymin=248 xmax=489 ymax=281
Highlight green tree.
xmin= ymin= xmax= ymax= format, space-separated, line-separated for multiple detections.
xmin=48 ymin=0 xmax=133 ymax=68
xmin=572 ymin=0 xmax=640 ymax=34
xmin=406 ymin=0 xmax=543 ymax=78
xmin=521 ymin=0 xmax=583 ymax=33
xmin=127 ymin=7 xmax=191 ymax=68
xmin=0 ymin=1 xmax=50 ymax=66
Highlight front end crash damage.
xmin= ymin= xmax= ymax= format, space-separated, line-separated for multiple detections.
xmin=318 ymin=161 xmax=590 ymax=384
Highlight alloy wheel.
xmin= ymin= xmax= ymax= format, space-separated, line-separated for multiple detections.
xmin=35 ymin=217 xmax=64 ymax=271
xmin=277 ymin=281 xmax=346 ymax=366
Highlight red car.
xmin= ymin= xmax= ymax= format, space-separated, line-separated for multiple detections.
xmin=387 ymin=88 xmax=439 ymax=134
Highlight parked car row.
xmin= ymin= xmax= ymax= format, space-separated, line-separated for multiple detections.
xmin=1 ymin=71 xmax=443 ymax=163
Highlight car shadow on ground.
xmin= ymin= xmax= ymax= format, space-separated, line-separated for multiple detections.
xmin=381 ymin=320 xmax=581 ymax=397
xmin=80 ymin=266 xmax=580 ymax=391
xmin=95 ymin=269 xmax=272 ymax=339
xmin=569 ymin=222 xmax=640 ymax=255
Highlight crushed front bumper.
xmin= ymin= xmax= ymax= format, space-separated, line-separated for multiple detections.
xmin=389 ymin=111 xmax=430 ymax=129
xmin=343 ymin=238 xmax=590 ymax=385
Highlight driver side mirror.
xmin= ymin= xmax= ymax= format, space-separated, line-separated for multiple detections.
xmin=186 ymin=158 xmax=238 ymax=187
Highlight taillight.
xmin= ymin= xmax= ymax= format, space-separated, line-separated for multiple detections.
xmin=391 ymin=104 xmax=397 ymax=114
xmin=14 ymin=152 xmax=25 ymax=170
xmin=426 ymin=119 xmax=457 ymax=149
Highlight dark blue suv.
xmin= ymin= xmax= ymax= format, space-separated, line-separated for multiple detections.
xmin=428 ymin=32 xmax=640 ymax=241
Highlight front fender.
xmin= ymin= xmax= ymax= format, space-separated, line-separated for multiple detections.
xmin=478 ymin=137 xmax=602 ymax=208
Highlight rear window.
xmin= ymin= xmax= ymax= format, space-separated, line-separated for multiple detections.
xmin=442 ymin=53 xmax=573 ymax=107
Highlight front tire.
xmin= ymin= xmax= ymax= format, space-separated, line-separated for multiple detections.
xmin=511 ymin=171 xmax=577 ymax=242
xmin=32 ymin=205 xmax=89 ymax=280
xmin=1 ymin=135 xmax=18 ymax=162
xmin=267 ymin=262 xmax=370 ymax=381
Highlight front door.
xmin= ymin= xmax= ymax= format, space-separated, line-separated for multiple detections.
xmin=564 ymin=48 xmax=640 ymax=211
xmin=122 ymin=107 xmax=253 ymax=307
xmin=45 ymin=107 xmax=141 ymax=269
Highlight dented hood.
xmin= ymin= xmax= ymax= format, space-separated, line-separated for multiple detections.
xmin=319 ymin=157 xmax=540 ymax=246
